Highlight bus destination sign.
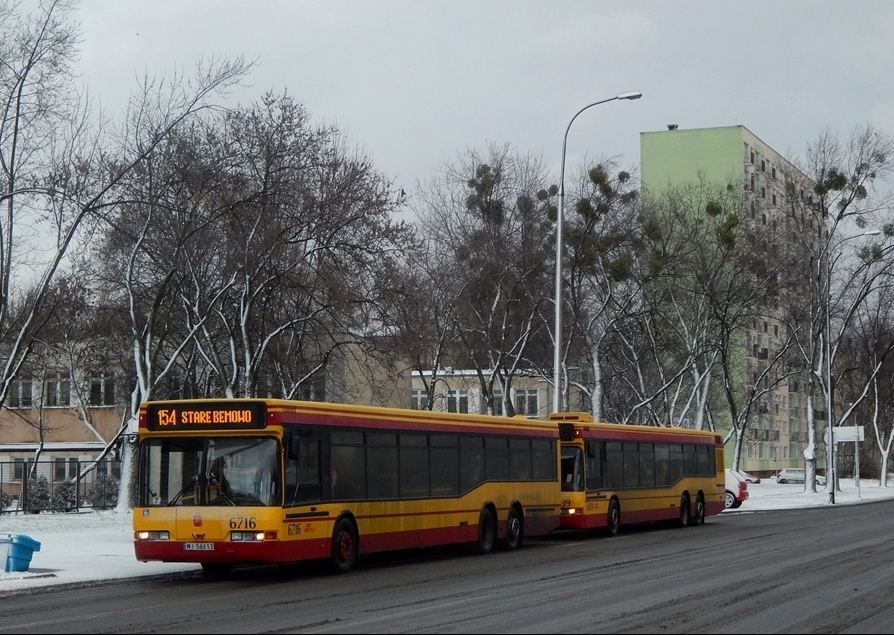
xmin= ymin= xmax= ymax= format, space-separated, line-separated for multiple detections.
xmin=145 ymin=402 xmax=267 ymax=431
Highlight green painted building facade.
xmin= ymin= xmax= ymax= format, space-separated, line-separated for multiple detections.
xmin=639 ymin=125 xmax=814 ymax=476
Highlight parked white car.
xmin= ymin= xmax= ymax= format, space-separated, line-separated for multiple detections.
xmin=725 ymin=469 xmax=749 ymax=509
xmin=775 ymin=468 xmax=826 ymax=486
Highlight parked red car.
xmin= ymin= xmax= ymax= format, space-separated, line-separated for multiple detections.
xmin=725 ymin=469 xmax=749 ymax=509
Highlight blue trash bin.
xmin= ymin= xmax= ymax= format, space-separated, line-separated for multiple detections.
xmin=0 ymin=533 xmax=41 ymax=572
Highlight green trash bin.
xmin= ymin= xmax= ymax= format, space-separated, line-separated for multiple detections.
xmin=1 ymin=533 xmax=41 ymax=572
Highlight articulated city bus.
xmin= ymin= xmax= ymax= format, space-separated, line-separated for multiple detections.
xmin=133 ymin=399 xmax=562 ymax=574
xmin=553 ymin=412 xmax=725 ymax=535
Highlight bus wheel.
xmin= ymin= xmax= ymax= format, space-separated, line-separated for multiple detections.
xmin=679 ymin=494 xmax=691 ymax=528
xmin=604 ymin=498 xmax=621 ymax=537
xmin=503 ymin=506 xmax=523 ymax=551
xmin=477 ymin=508 xmax=496 ymax=555
xmin=694 ymin=494 xmax=706 ymax=525
xmin=331 ymin=517 xmax=358 ymax=574
xmin=200 ymin=562 xmax=232 ymax=577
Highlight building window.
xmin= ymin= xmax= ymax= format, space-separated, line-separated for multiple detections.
xmin=493 ymin=391 xmax=503 ymax=415
xmin=761 ymin=159 xmax=766 ymax=171
xmin=515 ymin=389 xmax=538 ymax=417
xmin=8 ymin=378 xmax=33 ymax=408
xmin=69 ymin=458 xmax=78 ymax=479
xmin=410 ymin=389 xmax=428 ymax=410
xmin=446 ymin=389 xmax=468 ymax=413
xmin=13 ymin=458 xmax=25 ymax=481
xmin=55 ymin=457 xmax=66 ymax=480
xmin=45 ymin=373 xmax=71 ymax=407
xmin=89 ymin=372 xmax=116 ymax=406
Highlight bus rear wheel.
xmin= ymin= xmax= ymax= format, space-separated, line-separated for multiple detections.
xmin=694 ymin=494 xmax=706 ymax=525
xmin=503 ymin=506 xmax=522 ymax=551
xmin=331 ymin=517 xmax=358 ymax=574
xmin=477 ymin=508 xmax=496 ymax=555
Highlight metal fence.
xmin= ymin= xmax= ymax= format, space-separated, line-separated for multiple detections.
xmin=0 ymin=459 xmax=122 ymax=514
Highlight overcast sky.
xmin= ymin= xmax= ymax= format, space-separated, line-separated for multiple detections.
xmin=72 ymin=1 xmax=894 ymax=198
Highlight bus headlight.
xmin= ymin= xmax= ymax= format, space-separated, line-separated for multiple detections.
xmin=136 ymin=530 xmax=170 ymax=540
xmin=231 ymin=531 xmax=267 ymax=542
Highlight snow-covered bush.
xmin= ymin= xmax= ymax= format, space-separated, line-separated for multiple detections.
xmin=87 ymin=473 xmax=119 ymax=509
xmin=52 ymin=479 xmax=78 ymax=512
xmin=25 ymin=474 xmax=51 ymax=513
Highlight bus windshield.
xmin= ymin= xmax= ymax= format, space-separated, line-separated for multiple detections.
xmin=139 ymin=436 xmax=280 ymax=507
xmin=561 ymin=446 xmax=584 ymax=492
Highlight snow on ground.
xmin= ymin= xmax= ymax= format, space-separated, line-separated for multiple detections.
xmin=1 ymin=476 xmax=892 ymax=594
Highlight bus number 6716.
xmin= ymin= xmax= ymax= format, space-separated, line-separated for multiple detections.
xmin=229 ymin=517 xmax=257 ymax=530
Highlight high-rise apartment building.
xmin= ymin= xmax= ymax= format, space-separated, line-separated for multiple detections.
xmin=641 ymin=125 xmax=817 ymax=475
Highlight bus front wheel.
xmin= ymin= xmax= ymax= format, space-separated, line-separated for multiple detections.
xmin=477 ymin=508 xmax=496 ymax=555
xmin=604 ymin=499 xmax=621 ymax=537
xmin=679 ymin=494 xmax=691 ymax=528
xmin=331 ymin=517 xmax=358 ymax=574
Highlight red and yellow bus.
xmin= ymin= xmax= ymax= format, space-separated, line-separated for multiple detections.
xmin=133 ymin=399 xmax=562 ymax=574
xmin=553 ymin=412 xmax=725 ymax=535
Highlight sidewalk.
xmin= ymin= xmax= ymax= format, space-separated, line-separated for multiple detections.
xmin=0 ymin=509 xmax=195 ymax=594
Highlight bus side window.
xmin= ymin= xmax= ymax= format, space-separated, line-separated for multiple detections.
xmin=285 ymin=429 xmax=322 ymax=505
xmin=586 ymin=440 xmax=604 ymax=491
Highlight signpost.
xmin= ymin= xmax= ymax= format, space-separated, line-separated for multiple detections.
xmin=826 ymin=425 xmax=865 ymax=498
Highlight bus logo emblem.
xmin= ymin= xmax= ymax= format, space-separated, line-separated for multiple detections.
xmin=193 ymin=514 xmax=202 ymax=527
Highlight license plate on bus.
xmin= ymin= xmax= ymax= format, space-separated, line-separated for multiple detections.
xmin=183 ymin=542 xmax=214 ymax=551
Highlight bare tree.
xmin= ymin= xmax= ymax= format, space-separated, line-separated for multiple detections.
xmin=840 ymin=280 xmax=894 ymax=484
xmin=560 ymin=158 xmax=642 ymax=419
xmin=626 ymin=172 xmax=800 ymax=475
xmin=0 ymin=0 xmax=82 ymax=413
xmin=785 ymin=123 xmax=894 ymax=492
xmin=384 ymin=240 xmax=462 ymax=411
xmin=415 ymin=143 xmax=554 ymax=416
xmin=184 ymin=94 xmax=414 ymax=400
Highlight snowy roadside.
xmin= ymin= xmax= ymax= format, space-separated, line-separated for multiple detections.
xmin=2 ymin=477 xmax=893 ymax=594
xmin=0 ymin=509 xmax=195 ymax=594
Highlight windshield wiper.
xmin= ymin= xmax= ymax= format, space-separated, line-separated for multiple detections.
xmin=208 ymin=475 xmax=236 ymax=506
xmin=168 ymin=475 xmax=198 ymax=506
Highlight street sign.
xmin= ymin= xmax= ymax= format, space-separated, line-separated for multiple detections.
xmin=833 ymin=426 xmax=864 ymax=443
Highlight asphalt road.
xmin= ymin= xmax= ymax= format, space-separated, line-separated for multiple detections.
xmin=2 ymin=500 xmax=894 ymax=633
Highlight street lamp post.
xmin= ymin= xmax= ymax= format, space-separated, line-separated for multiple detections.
xmin=552 ymin=91 xmax=641 ymax=414
xmin=824 ymin=229 xmax=881 ymax=503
